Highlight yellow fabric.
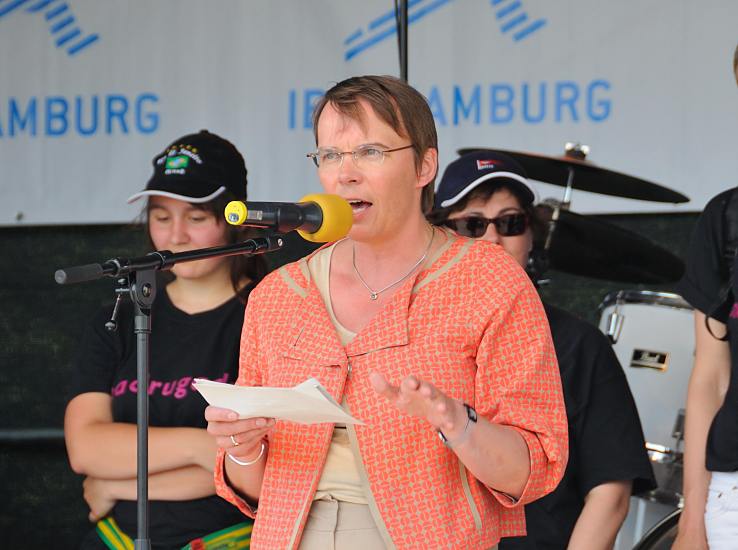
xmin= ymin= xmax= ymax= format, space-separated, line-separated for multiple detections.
xmin=95 ymin=517 xmax=134 ymax=550
xmin=309 ymin=243 xmax=366 ymax=504
xmin=181 ymin=521 xmax=252 ymax=549
xmin=96 ymin=517 xmax=252 ymax=550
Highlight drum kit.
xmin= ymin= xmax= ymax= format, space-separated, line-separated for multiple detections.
xmin=458 ymin=144 xmax=692 ymax=549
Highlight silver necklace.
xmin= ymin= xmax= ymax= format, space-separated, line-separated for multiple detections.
xmin=352 ymin=227 xmax=435 ymax=301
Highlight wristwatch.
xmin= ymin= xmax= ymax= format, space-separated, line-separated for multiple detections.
xmin=438 ymin=403 xmax=477 ymax=448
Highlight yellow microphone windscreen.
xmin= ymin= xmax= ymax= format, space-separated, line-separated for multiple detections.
xmin=297 ymin=194 xmax=353 ymax=243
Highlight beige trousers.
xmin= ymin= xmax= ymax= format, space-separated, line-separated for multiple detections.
xmin=298 ymin=499 xmax=386 ymax=550
xmin=298 ymin=499 xmax=499 ymax=550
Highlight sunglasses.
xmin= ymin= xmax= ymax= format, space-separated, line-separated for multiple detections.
xmin=442 ymin=213 xmax=528 ymax=238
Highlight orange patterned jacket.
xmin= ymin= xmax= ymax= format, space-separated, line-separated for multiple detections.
xmin=214 ymin=235 xmax=568 ymax=549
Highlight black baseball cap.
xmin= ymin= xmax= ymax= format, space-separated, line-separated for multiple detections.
xmin=127 ymin=130 xmax=248 ymax=203
xmin=435 ymin=151 xmax=537 ymax=209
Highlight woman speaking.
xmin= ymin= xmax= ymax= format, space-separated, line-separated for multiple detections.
xmin=206 ymin=75 xmax=568 ymax=550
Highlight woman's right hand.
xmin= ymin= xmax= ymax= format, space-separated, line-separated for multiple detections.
xmin=204 ymin=406 xmax=275 ymax=462
xmin=672 ymin=509 xmax=708 ymax=550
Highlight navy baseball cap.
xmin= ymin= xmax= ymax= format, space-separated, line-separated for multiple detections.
xmin=435 ymin=151 xmax=538 ymax=209
xmin=127 ymin=130 xmax=248 ymax=203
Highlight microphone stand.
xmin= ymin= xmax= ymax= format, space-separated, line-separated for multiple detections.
xmin=55 ymin=235 xmax=284 ymax=550
xmin=397 ymin=0 xmax=408 ymax=81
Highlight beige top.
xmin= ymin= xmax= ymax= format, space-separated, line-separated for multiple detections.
xmin=310 ymin=242 xmax=357 ymax=347
xmin=308 ymin=243 xmax=366 ymax=504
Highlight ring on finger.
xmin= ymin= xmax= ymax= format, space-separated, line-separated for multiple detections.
xmin=230 ymin=434 xmax=240 ymax=447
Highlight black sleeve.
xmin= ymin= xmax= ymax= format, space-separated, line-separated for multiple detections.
xmin=573 ymin=325 xmax=656 ymax=497
xmin=676 ymin=189 xmax=735 ymax=322
xmin=68 ymin=303 xmax=131 ymax=400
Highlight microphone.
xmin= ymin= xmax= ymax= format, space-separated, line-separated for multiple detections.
xmin=224 ymin=193 xmax=353 ymax=243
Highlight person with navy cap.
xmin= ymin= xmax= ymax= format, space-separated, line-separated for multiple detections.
xmin=431 ymin=150 xmax=655 ymax=550
xmin=64 ymin=130 xmax=266 ymax=549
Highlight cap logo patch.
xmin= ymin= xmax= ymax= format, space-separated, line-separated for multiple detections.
xmin=157 ymin=145 xmax=204 ymax=176
xmin=165 ymin=156 xmax=190 ymax=170
xmin=476 ymin=160 xmax=499 ymax=170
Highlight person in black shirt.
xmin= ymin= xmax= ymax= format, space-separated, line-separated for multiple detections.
xmin=430 ymin=151 xmax=655 ymax=549
xmin=672 ymin=44 xmax=738 ymax=550
xmin=64 ymin=131 xmax=267 ymax=549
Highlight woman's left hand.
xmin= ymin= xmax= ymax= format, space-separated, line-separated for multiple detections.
xmin=83 ymin=476 xmax=116 ymax=522
xmin=369 ymin=372 xmax=467 ymax=440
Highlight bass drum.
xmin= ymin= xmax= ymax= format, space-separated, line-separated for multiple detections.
xmin=632 ymin=509 xmax=681 ymax=550
xmin=598 ymin=290 xmax=694 ymax=451
xmin=599 ymin=290 xmax=693 ymax=549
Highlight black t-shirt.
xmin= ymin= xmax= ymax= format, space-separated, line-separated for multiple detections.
xmin=499 ymin=303 xmax=655 ymax=550
xmin=71 ymin=283 xmax=251 ymax=548
xmin=676 ymin=187 xmax=738 ymax=472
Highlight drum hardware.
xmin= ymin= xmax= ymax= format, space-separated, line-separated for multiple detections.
xmin=641 ymin=462 xmax=684 ymax=509
xmin=643 ymin=412 xmax=685 ymax=503
xmin=605 ymin=292 xmax=625 ymax=344
xmin=631 ymin=508 xmax=681 ymax=550
xmin=541 ymin=198 xmax=562 ymax=253
xmin=543 ymin=141 xmax=589 ymax=264
xmin=639 ymin=411 xmax=686 ymax=510
xmin=645 ymin=442 xmax=679 ymax=456
xmin=605 ymin=310 xmax=624 ymax=344
xmin=563 ymin=141 xmax=589 ymax=160
xmin=671 ymin=409 xmax=685 ymax=442
xmin=600 ymin=290 xmax=692 ymax=310
xmin=557 ymin=142 xmax=589 ymax=210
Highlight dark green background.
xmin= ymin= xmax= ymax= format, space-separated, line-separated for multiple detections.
xmin=0 ymin=213 xmax=697 ymax=548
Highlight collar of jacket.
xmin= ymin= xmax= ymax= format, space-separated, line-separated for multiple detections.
xmin=280 ymin=255 xmax=412 ymax=364
xmin=279 ymin=230 xmax=464 ymax=365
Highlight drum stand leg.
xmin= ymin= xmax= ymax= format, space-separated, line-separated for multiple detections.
xmin=634 ymin=498 xmax=647 ymax=541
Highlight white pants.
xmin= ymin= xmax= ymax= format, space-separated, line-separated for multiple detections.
xmin=705 ymin=471 xmax=738 ymax=549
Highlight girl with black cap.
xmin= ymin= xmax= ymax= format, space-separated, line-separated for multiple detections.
xmin=64 ymin=130 xmax=266 ymax=549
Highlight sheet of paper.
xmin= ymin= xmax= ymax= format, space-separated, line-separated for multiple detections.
xmin=192 ymin=377 xmax=363 ymax=425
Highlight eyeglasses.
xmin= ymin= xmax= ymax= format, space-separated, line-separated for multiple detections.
xmin=442 ymin=213 xmax=528 ymax=238
xmin=306 ymin=144 xmax=413 ymax=168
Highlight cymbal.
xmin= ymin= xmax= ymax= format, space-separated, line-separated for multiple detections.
xmin=533 ymin=205 xmax=685 ymax=283
xmin=457 ymin=148 xmax=689 ymax=204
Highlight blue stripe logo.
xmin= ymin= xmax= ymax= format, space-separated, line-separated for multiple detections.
xmin=491 ymin=0 xmax=546 ymax=42
xmin=343 ymin=0 xmax=546 ymax=61
xmin=0 ymin=0 xmax=99 ymax=56
xmin=344 ymin=0 xmax=454 ymax=61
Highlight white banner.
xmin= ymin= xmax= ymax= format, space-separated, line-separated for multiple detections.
xmin=1 ymin=0 xmax=737 ymax=225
